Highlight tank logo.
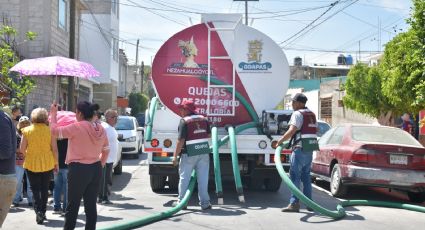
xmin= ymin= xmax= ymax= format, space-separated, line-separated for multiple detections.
xmin=165 ymin=36 xmax=216 ymax=77
xmin=238 ymin=40 xmax=272 ymax=71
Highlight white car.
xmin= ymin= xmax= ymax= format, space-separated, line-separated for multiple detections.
xmin=113 ymin=142 xmax=123 ymax=175
xmin=115 ymin=116 xmax=143 ymax=159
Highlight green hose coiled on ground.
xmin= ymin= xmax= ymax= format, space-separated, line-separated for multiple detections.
xmin=145 ymin=96 xmax=159 ymax=142
xmin=274 ymin=145 xmax=425 ymax=219
xmin=98 ymin=171 xmax=197 ymax=230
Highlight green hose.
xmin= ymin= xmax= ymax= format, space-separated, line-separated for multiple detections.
xmin=98 ymin=171 xmax=197 ymax=230
xmin=218 ymin=122 xmax=258 ymax=148
xmin=212 ymin=122 xmax=258 ymax=204
xmin=211 ymin=126 xmax=224 ymax=205
xmin=274 ymin=145 xmax=425 ymax=219
xmin=229 ymin=126 xmax=245 ymax=202
xmin=199 ymin=76 xmax=260 ymax=133
xmin=145 ymin=96 xmax=159 ymax=142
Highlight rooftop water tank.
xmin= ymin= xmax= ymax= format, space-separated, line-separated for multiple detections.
xmin=337 ymin=54 xmax=346 ymax=65
xmin=294 ymin=56 xmax=302 ymax=66
xmin=345 ymin=55 xmax=353 ymax=65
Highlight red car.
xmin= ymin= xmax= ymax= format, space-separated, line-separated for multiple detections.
xmin=311 ymin=124 xmax=425 ymax=203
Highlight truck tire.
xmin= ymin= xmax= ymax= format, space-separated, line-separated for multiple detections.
xmin=264 ymin=174 xmax=282 ymax=192
xmin=407 ymin=192 xmax=425 ymax=203
xmin=248 ymin=176 xmax=264 ymax=190
xmin=168 ymin=175 xmax=179 ymax=191
xmin=113 ymin=158 xmax=122 ymax=175
xmin=330 ymin=164 xmax=347 ymax=197
xmin=150 ymin=175 xmax=166 ymax=192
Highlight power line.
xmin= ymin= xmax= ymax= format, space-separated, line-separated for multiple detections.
xmin=126 ymin=0 xmax=188 ymax=26
xmin=342 ymin=11 xmax=395 ymax=34
xmin=281 ymin=0 xmax=359 ymax=47
xmin=84 ymin=3 xmax=112 ymax=48
xmin=80 ymin=19 xmax=156 ymax=51
xmin=279 ymin=0 xmax=341 ymax=45
xmin=285 ymin=47 xmax=382 ymax=53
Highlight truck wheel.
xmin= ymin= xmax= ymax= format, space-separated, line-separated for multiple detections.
xmin=407 ymin=192 xmax=425 ymax=203
xmin=264 ymin=175 xmax=282 ymax=192
xmin=168 ymin=175 xmax=179 ymax=191
xmin=150 ymin=175 xmax=166 ymax=192
xmin=248 ymin=176 xmax=264 ymax=190
xmin=113 ymin=158 xmax=122 ymax=175
xmin=330 ymin=164 xmax=347 ymax=197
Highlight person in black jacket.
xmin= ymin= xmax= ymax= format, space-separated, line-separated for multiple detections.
xmin=0 ymin=110 xmax=17 ymax=227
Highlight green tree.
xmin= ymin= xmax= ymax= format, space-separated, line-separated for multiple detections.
xmin=381 ymin=0 xmax=424 ymax=115
xmin=0 ymin=23 xmax=37 ymax=107
xmin=343 ymin=64 xmax=394 ymax=125
xmin=128 ymin=92 xmax=149 ymax=116
xmin=344 ymin=0 xmax=424 ymax=124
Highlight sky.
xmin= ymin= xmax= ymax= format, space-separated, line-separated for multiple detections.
xmin=118 ymin=0 xmax=413 ymax=67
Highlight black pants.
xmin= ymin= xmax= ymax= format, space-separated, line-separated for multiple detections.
xmin=26 ymin=170 xmax=52 ymax=214
xmin=98 ymin=163 xmax=113 ymax=200
xmin=64 ymin=161 xmax=101 ymax=230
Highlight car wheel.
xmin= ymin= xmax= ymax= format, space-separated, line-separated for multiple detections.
xmin=150 ymin=175 xmax=166 ymax=192
xmin=113 ymin=158 xmax=122 ymax=175
xmin=330 ymin=164 xmax=347 ymax=197
xmin=407 ymin=192 xmax=425 ymax=203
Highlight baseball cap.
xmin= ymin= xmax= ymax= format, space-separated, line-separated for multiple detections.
xmin=178 ymin=100 xmax=197 ymax=113
xmin=18 ymin=116 xmax=30 ymax=123
xmin=292 ymin=93 xmax=308 ymax=104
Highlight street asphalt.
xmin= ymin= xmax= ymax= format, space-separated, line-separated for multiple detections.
xmin=3 ymin=153 xmax=425 ymax=230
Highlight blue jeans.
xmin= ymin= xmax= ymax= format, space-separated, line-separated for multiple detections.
xmin=178 ymin=153 xmax=210 ymax=208
xmin=13 ymin=165 xmax=33 ymax=204
xmin=289 ymin=148 xmax=313 ymax=204
xmin=53 ymin=168 xmax=68 ymax=210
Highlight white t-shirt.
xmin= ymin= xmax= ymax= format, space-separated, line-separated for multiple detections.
xmin=288 ymin=110 xmax=304 ymax=130
xmin=102 ymin=122 xmax=119 ymax=164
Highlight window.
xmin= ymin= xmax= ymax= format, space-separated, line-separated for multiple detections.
xmin=318 ymin=127 xmax=334 ymax=146
xmin=116 ymin=118 xmax=134 ymax=130
xmin=112 ymin=0 xmax=119 ymax=16
xmin=112 ymin=37 xmax=119 ymax=61
xmin=327 ymin=126 xmax=346 ymax=145
xmin=58 ymin=0 xmax=67 ymax=30
xmin=352 ymin=126 xmax=422 ymax=147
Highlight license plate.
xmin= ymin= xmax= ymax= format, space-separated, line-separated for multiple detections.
xmin=389 ymin=154 xmax=408 ymax=165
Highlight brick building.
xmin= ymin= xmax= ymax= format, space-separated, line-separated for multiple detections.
xmin=0 ymin=0 xmax=96 ymax=113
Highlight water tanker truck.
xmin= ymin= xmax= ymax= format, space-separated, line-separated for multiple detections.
xmin=144 ymin=14 xmax=293 ymax=194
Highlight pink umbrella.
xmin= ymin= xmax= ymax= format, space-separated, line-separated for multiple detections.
xmin=10 ymin=56 xmax=100 ymax=100
xmin=49 ymin=111 xmax=76 ymax=127
xmin=10 ymin=56 xmax=100 ymax=78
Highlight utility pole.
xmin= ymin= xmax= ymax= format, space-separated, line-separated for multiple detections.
xmin=67 ymin=0 xmax=76 ymax=111
xmin=233 ymin=0 xmax=259 ymax=25
xmin=140 ymin=61 xmax=144 ymax=93
xmin=358 ymin=40 xmax=361 ymax=63
xmin=135 ymin=39 xmax=139 ymax=93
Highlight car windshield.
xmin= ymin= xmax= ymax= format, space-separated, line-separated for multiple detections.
xmin=352 ymin=126 xmax=422 ymax=147
xmin=115 ymin=118 xmax=134 ymax=130
xmin=317 ymin=121 xmax=331 ymax=137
